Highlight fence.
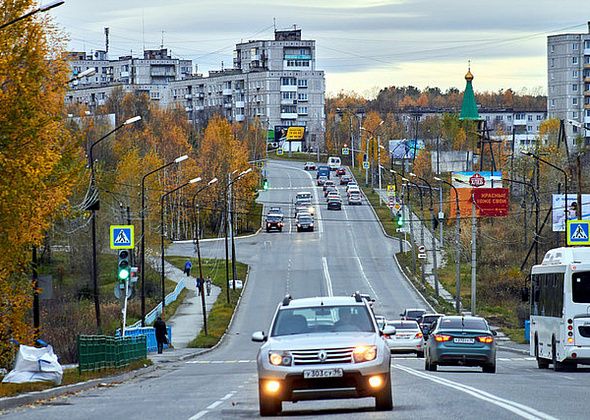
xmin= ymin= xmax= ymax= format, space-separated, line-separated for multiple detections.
xmin=77 ymin=334 xmax=147 ymax=373
xmin=128 ymin=279 xmax=185 ymax=329
xmin=119 ymin=326 xmax=172 ymax=353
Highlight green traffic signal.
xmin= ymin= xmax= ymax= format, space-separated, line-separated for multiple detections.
xmin=118 ymin=250 xmax=130 ymax=281
xmin=396 ymin=213 xmax=403 ymax=227
xmin=263 ymin=178 xmax=269 ymax=190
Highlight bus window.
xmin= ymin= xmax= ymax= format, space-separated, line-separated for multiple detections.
xmin=572 ymin=272 xmax=590 ymax=303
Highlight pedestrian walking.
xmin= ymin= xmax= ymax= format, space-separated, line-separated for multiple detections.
xmin=184 ymin=259 xmax=192 ymax=276
xmin=205 ymin=276 xmax=212 ymax=296
xmin=153 ymin=316 xmax=168 ymax=354
xmin=196 ymin=277 xmax=203 ymax=296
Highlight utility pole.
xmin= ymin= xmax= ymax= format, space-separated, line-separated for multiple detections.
xmin=224 ymin=173 xmax=231 ymax=304
xmin=378 ymin=136 xmax=382 ymax=205
xmin=230 ymin=179 xmax=238 ymax=290
xmin=471 ymin=191 xmax=477 ymax=316
xmin=404 ymin=182 xmax=417 ymax=275
xmin=577 ymin=154 xmax=583 ymax=219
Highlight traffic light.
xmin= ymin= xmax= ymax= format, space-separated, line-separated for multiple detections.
xmin=395 ymin=213 xmax=404 ymax=227
xmin=117 ymin=250 xmax=130 ymax=282
xmin=262 ymin=178 xmax=269 ymax=190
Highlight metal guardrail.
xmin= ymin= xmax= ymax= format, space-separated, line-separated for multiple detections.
xmin=128 ymin=279 xmax=185 ymax=329
xmin=77 ymin=334 xmax=146 ymax=373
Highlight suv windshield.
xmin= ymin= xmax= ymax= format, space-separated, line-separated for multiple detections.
xmin=272 ymin=305 xmax=375 ymax=336
xmin=438 ymin=318 xmax=488 ymax=330
xmin=266 ymin=216 xmax=281 ymax=222
xmin=406 ymin=311 xmax=424 ymax=319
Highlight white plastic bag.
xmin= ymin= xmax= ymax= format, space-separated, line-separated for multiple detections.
xmin=2 ymin=345 xmax=63 ymax=385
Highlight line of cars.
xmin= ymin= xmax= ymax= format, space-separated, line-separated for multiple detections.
xmin=378 ymin=308 xmax=497 ymax=373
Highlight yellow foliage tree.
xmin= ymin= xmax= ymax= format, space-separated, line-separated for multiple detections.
xmin=0 ymin=0 xmax=82 ymax=366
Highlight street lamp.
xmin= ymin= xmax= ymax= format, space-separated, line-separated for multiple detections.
xmin=67 ymin=68 xmax=97 ymax=85
xmin=224 ymin=168 xmax=253 ymax=303
xmin=360 ymin=121 xmax=384 ymax=187
xmin=87 ymin=115 xmax=142 ymax=330
xmin=336 ymin=108 xmax=364 ymax=169
xmin=0 ymin=1 xmax=65 ymax=30
xmin=160 ymin=177 xmax=201 ymax=314
xmin=409 ymin=173 xmax=439 ymax=296
xmin=140 ymin=154 xmax=188 ymax=326
xmin=404 ymin=177 xmax=426 ymax=284
xmin=434 ymin=176 xmax=461 ymax=313
xmin=191 ymin=177 xmax=219 ymax=336
xmin=520 ymin=150 xmax=568 ymax=246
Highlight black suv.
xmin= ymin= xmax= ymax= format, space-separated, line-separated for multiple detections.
xmin=266 ymin=215 xmax=284 ymax=232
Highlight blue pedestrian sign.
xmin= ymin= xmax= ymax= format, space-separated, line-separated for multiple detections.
xmin=110 ymin=225 xmax=135 ymax=249
xmin=567 ymin=220 xmax=590 ymax=246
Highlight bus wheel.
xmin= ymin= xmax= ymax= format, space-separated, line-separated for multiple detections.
xmin=552 ymin=339 xmax=566 ymax=372
xmin=535 ymin=337 xmax=549 ymax=369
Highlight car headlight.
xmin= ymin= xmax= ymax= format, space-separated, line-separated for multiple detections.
xmin=353 ymin=345 xmax=377 ymax=363
xmin=269 ymin=351 xmax=292 ymax=366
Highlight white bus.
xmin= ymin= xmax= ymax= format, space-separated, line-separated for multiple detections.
xmin=529 ymin=246 xmax=590 ymax=371
xmin=327 ymin=156 xmax=341 ymax=170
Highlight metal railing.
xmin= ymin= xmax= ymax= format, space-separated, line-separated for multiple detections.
xmin=128 ymin=279 xmax=185 ymax=329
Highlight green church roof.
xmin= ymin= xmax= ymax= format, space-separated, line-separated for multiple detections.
xmin=459 ymin=68 xmax=480 ymax=121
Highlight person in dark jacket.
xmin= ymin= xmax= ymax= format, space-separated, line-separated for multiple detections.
xmin=154 ymin=316 xmax=167 ymax=354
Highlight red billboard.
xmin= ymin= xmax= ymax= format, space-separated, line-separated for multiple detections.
xmin=473 ymin=188 xmax=510 ymax=217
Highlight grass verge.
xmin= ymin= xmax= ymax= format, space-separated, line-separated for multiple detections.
xmin=166 ymin=257 xmax=248 ymax=348
xmin=0 ymin=359 xmax=152 ymax=398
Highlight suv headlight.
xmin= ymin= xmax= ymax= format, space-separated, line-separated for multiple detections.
xmin=353 ymin=345 xmax=377 ymax=363
xmin=269 ymin=351 xmax=293 ymax=366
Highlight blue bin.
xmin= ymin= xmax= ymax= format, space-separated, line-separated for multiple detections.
xmin=524 ymin=320 xmax=530 ymax=344
xmin=118 ymin=326 xmax=172 ymax=353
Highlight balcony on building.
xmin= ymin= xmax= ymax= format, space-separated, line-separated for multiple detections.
xmin=120 ymin=71 xmax=130 ymax=78
xmin=585 ymin=62 xmax=590 ymax=69
xmin=224 ymin=102 xmax=232 ymax=109
xmin=281 ymin=99 xmax=297 ymax=105
xmin=235 ymin=100 xmax=245 ymax=108
xmin=195 ymin=105 xmax=205 ymax=111
xmin=185 ymin=106 xmax=193 ymax=112
xmin=185 ymin=94 xmax=192 ymax=99
xmin=585 ymin=47 xmax=590 ymax=56
xmin=280 ymin=85 xmax=298 ymax=92
xmin=222 ymin=88 xmax=233 ymax=96
xmin=150 ymin=66 xmax=176 ymax=77
xmin=280 ymin=112 xmax=298 ymax=119
xmin=235 ymin=114 xmax=245 ymax=122
xmin=196 ymin=92 xmax=205 ymax=98
xmin=513 ymin=118 xmax=527 ymax=126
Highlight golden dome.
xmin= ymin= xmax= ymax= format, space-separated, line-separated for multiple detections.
xmin=465 ymin=69 xmax=474 ymax=81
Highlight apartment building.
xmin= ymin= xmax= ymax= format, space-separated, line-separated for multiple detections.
xmin=547 ymin=22 xmax=590 ymax=146
xmin=66 ymin=29 xmax=326 ymax=151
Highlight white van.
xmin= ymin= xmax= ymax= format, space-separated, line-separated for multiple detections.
xmin=327 ymin=156 xmax=341 ymax=170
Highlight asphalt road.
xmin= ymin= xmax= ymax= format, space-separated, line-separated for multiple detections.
xmin=4 ymin=160 xmax=590 ymax=420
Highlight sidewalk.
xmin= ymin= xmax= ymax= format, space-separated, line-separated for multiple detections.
xmin=146 ymin=257 xmax=221 ymax=351
xmin=375 ymin=188 xmax=455 ymax=305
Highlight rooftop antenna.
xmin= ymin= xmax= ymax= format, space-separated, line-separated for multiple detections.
xmin=104 ymin=27 xmax=109 ymax=54
xmin=161 ymin=30 xmax=165 ymax=49
xmin=221 ymin=61 xmax=224 ymax=71
xmin=273 ymin=17 xmax=276 ymax=32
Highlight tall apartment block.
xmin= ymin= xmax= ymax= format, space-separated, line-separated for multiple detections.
xmin=547 ymin=22 xmax=590 ymax=147
xmin=66 ymin=28 xmax=326 ymax=151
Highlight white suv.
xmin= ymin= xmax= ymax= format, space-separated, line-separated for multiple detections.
xmin=252 ymin=293 xmax=395 ymax=416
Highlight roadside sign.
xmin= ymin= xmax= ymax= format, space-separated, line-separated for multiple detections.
xmin=567 ymin=220 xmax=590 ymax=245
xmin=386 ymin=184 xmax=396 ymax=197
xmin=363 ymin=161 xmax=370 ymax=169
xmin=393 ymin=203 xmax=402 ymax=213
xmin=418 ymin=253 xmax=427 ymax=259
xmin=110 ymin=225 xmax=134 ymax=249
xmin=276 ymin=149 xmax=284 ymax=155
xmin=418 ymin=245 xmax=426 ymax=253
xmin=342 ymin=147 xmax=350 ymax=155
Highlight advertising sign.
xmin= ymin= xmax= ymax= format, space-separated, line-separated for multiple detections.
xmin=274 ymin=126 xmax=306 ymax=143
xmin=552 ymin=194 xmax=590 ymax=232
xmin=452 ymin=171 xmax=502 ymax=189
xmin=472 ymin=188 xmax=510 ymax=217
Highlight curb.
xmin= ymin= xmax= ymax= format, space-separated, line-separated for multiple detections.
xmin=0 ymin=363 xmax=157 ymax=412
xmin=173 ymin=227 xmax=261 ymax=245
xmin=179 ymin=264 xmax=251 ymax=361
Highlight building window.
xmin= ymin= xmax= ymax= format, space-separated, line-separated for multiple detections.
xmin=573 ymin=43 xmax=579 ymax=50
xmin=281 ymin=77 xmax=297 ymax=86
xmin=528 ymin=115 xmax=533 ymax=121
xmin=507 ymin=115 xmax=512 ymax=121
xmin=573 ymin=70 xmax=579 ymax=78
xmin=573 ymin=84 xmax=579 ymax=92
xmin=297 ymin=92 xmax=308 ymax=101
xmin=551 ymin=45 xmax=555 ymax=53
xmin=297 ymin=79 xmax=308 ymax=88
xmin=537 ymin=115 xmax=543 ymax=121
xmin=573 ymin=112 xmax=578 ymax=119
xmin=586 ymin=40 xmax=590 ymax=49
xmin=573 ymin=56 xmax=579 ymax=65
xmin=527 ymin=125 xmax=533 ymax=132
xmin=550 ymin=99 xmax=556 ymax=107
xmin=298 ymin=106 xmax=308 ymax=115
xmin=573 ymin=126 xmax=578 ymax=133
xmin=573 ymin=98 xmax=578 ymax=105
xmin=550 ymin=58 xmax=555 ymax=68
xmin=495 ymin=115 xmax=503 ymax=121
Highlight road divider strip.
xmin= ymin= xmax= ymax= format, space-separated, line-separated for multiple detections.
xmin=393 ymin=364 xmax=557 ymax=420
xmin=322 ymin=257 xmax=334 ymax=297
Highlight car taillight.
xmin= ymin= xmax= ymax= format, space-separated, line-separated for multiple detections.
xmin=433 ymin=334 xmax=452 ymax=342
xmin=477 ymin=336 xmax=494 ymax=344
xmin=414 ymin=332 xmax=423 ymax=339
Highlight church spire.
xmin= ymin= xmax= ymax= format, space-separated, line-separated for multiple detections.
xmin=460 ymin=61 xmax=480 ymax=120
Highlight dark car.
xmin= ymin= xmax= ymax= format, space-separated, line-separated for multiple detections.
xmin=424 ymin=316 xmax=497 ymax=373
xmin=327 ymin=197 xmax=342 ymax=210
xmin=324 ymin=185 xmax=337 ymax=198
xmin=336 ymin=167 xmax=346 ymax=176
xmin=400 ymin=308 xmax=427 ymax=321
xmin=417 ymin=313 xmax=444 ymax=336
xmin=296 ymin=215 xmax=314 ymax=232
xmin=340 ymin=175 xmax=352 ymax=185
xmin=265 ymin=215 xmax=284 ymax=232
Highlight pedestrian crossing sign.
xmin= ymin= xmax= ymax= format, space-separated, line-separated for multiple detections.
xmin=567 ymin=220 xmax=590 ymax=246
xmin=110 ymin=225 xmax=135 ymax=249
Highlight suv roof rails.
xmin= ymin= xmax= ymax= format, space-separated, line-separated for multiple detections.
xmin=353 ymin=291 xmax=363 ymax=303
xmin=282 ymin=294 xmax=292 ymax=306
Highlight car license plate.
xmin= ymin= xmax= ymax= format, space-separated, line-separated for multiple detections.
xmin=453 ymin=338 xmax=475 ymax=344
xmin=396 ymin=335 xmax=411 ymax=339
xmin=303 ymin=368 xmax=343 ymax=379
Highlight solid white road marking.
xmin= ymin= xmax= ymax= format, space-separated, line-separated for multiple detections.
xmin=221 ymin=392 xmax=234 ymax=401
xmin=188 ymin=411 xmax=208 ymax=420
xmin=394 ymin=364 xmax=558 ymax=420
xmin=322 ymin=257 xmax=334 ymax=297
xmin=206 ymin=400 xmax=223 ymax=410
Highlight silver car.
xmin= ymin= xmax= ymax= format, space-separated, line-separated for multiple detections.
xmin=383 ymin=320 xmax=424 ymax=357
xmin=252 ymin=294 xmax=394 ymax=416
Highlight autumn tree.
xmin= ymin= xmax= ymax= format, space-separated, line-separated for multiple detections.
xmin=0 ymin=0 xmax=83 ymax=366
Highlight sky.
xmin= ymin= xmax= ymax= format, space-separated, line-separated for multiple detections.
xmin=49 ymin=0 xmax=590 ymax=98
